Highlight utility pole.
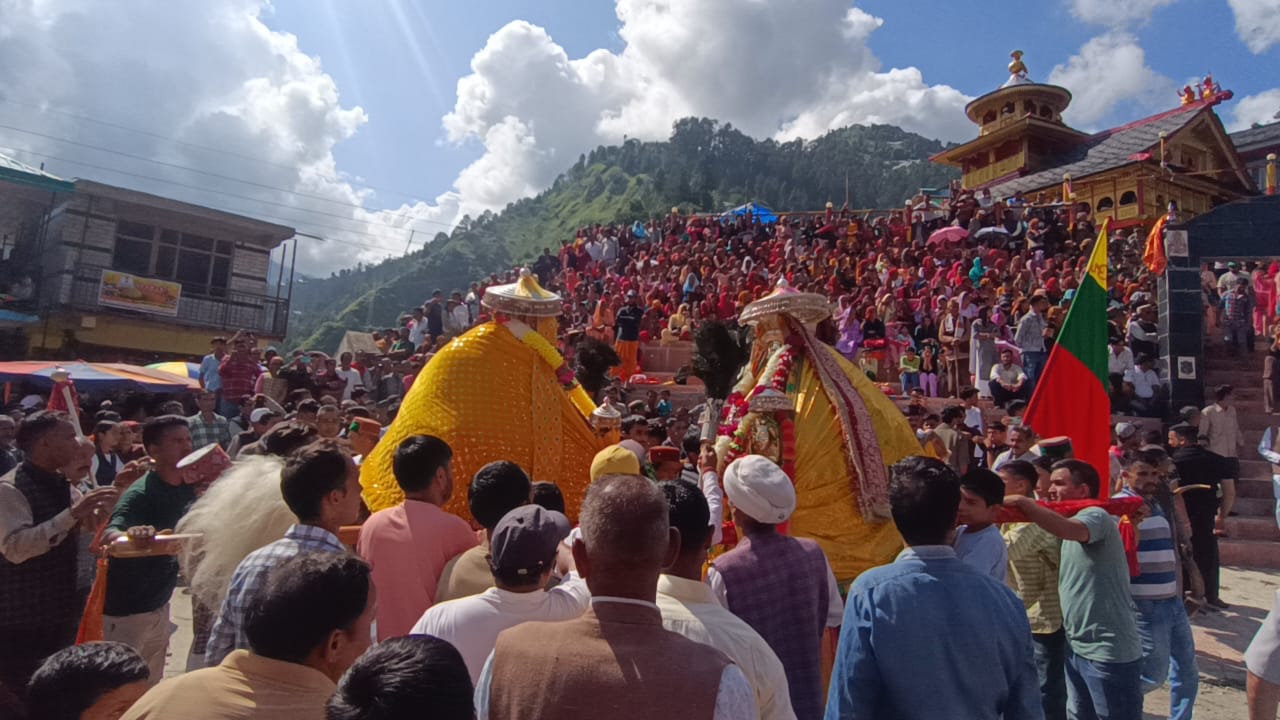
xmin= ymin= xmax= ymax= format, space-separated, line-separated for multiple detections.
xmin=403 ymin=229 xmax=416 ymax=256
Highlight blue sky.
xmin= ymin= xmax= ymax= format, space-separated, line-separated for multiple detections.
xmin=264 ymin=0 xmax=1279 ymax=214
xmin=265 ymin=0 xmax=626 ymax=211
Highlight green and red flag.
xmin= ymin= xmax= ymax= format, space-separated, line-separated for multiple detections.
xmin=1024 ymin=219 xmax=1112 ymax=495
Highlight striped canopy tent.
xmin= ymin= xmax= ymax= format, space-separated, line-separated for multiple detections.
xmin=0 ymin=361 xmax=199 ymax=392
xmin=146 ymin=361 xmax=201 ymax=380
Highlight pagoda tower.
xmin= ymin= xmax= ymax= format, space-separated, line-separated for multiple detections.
xmin=933 ymin=51 xmax=1089 ymax=189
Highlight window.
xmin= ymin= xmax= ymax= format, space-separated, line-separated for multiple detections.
xmin=1119 ymin=191 xmax=1137 ymax=206
xmin=111 ymin=221 xmax=235 ymax=297
xmin=1096 ymin=196 xmax=1115 ymax=212
xmin=112 ymin=221 xmax=154 ymax=275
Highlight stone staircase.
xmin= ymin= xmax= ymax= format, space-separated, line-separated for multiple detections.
xmin=625 ymin=342 xmax=704 ymax=411
xmin=1200 ymin=334 xmax=1280 ymax=569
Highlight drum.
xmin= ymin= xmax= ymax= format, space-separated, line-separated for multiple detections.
xmin=177 ymin=443 xmax=232 ymax=490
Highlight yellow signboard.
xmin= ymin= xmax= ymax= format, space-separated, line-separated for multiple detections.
xmin=98 ymin=270 xmax=181 ymax=316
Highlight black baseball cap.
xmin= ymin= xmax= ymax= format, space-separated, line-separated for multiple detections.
xmin=488 ymin=506 xmax=571 ymax=579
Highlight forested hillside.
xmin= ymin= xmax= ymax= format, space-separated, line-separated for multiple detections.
xmin=286 ymin=118 xmax=958 ymax=351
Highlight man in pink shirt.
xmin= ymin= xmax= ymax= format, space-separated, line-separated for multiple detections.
xmin=356 ymin=435 xmax=477 ymax=639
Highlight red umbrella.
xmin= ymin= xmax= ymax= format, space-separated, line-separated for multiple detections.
xmin=926 ymin=227 xmax=969 ymax=246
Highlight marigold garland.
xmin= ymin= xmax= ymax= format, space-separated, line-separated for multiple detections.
xmin=720 ymin=346 xmax=795 ymax=474
xmin=502 ymin=318 xmax=595 ymax=419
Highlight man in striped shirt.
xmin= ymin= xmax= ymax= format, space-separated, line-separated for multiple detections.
xmin=999 ymin=460 xmax=1066 ymax=720
xmin=1115 ymin=449 xmax=1198 ymax=720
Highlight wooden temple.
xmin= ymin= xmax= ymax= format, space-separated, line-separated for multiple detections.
xmin=932 ymin=52 xmax=1257 ymax=229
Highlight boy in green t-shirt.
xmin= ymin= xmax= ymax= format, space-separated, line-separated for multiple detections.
xmin=898 ymin=345 xmax=922 ymax=395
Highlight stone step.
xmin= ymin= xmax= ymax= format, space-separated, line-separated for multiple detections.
xmin=1224 ymin=516 xmax=1280 ymax=542
xmin=1233 ymin=497 xmax=1277 ymax=518
xmin=1238 ymin=477 xmax=1275 ymax=499
xmin=638 ymin=342 xmax=694 ymax=375
xmin=1221 ymin=539 xmax=1280 ymax=569
xmin=1203 ymin=385 xmax=1265 ymax=401
xmin=1202 ymin=369 xmax=1265 ymax=387
xmin=1240 ymin=459 xmax=1273 ymax=478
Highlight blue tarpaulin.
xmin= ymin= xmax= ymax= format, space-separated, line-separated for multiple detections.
xmin=721 ymin=202 xmax=778 ymax=224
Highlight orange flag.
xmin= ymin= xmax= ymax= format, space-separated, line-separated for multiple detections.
xmin=1142 ymin=214 xmax=1169 ymax=275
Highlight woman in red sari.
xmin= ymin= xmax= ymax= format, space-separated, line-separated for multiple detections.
xmin=1254 ymin=262 xmax=1278 ymax=336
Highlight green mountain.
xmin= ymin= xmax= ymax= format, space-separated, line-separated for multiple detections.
xmin=286 ymin=118 xmax=958 ymax=352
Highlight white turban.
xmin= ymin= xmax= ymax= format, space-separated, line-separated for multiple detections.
xmin=724 ymin=455 xmax=796 ymax=524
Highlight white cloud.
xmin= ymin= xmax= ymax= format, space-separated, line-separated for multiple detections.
xmin=442 ymin=0 xmax=973 ymax=221
xmin=1048 ymin=32 xmax=1176 ymax=128
xmin=1228 ymin=0 xmax=1280 ymax=53
xmin=0 ymin=0 xmax=454 ymax=273
xmin=1229 ymin=88 xmax=1280 ymax=130
xmin=1068 ymin=0 xmax=1178 ymax=27
xmin=0 ymin=0 xmax=972 ymax=275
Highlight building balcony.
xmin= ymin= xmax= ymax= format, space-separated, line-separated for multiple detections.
xmin=966 ymin=155 xmax=1025 ymax=188
xmin=49 ymin=264 xmax=290 ymax=338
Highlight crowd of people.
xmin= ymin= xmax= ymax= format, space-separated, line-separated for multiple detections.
xmin=364 ymin=189 xmax=1276 ymax=420
xmin=0 ymin=383 xmax=1278 ymax=718
xmin=3 ymin=190 xmax=1280 ymax=719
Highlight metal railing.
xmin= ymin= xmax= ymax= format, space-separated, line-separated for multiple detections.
xmin=54 ymin=265 xmax=290 ymax=336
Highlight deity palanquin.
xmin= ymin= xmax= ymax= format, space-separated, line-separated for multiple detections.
xmin=360 ymin=270 xmax=606 ymax=520
xmin=716 ymin=281 xmax=921 ymax=583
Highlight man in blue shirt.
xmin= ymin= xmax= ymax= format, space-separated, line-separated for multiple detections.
xmin=199 ymin=336 xmax=227 ymax=401
xmin=825 ymin=456 xmax=1040 ymax=720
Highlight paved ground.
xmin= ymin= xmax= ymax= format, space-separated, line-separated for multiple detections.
xmin=1143 ymin=566 xmax=1277 ymax=719
xmin=161 ymin=566 xmax=1278 ymax=717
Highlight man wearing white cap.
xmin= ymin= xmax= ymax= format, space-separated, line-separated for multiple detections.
xmin=412 ymin=505 xmax=589 ymax=683
xmin=707 ymin=455 xmax=843 ymax=720
xmin=227 ymin=408 xmax=280 ymax=459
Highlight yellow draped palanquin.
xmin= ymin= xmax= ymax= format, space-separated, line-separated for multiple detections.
xmin=360 ymin=270 xmax=605 ymax=521
xmin=789 ymin=347 xmax=921 ymax=582
xmin=727 ymin=280 xmax=922 ymax=583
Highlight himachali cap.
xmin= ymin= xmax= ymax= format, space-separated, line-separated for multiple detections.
xmin=649 ymin=446 xmax=681 ymax=465
xmin=489 ymin=505 xmax=571 ymax=579
xmin=481 ymin=268 xmax=562 ymax=318
xmin=738 ymin=279 xmax=832 ymax=325
xmin=1037 ymin=436 xmax=1073 ymax=462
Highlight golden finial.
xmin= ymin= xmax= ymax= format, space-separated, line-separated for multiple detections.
xmin=1008 ymin=50 xmax=1028 ymax=80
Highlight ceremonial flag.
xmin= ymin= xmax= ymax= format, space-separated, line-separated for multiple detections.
xmin=1142 ymin=214 xmax=1169 ymax=275
xmin=1024 ymin=219 xmax=1111 ymax=494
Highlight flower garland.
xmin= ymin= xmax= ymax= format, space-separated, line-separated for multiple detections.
xmin=502 ymin=318 xmax=596 ymax=419
xmin=720 ymin=345 xmax=796 ymax=474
